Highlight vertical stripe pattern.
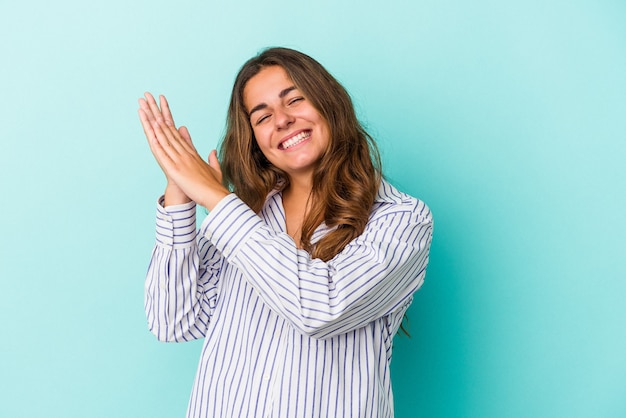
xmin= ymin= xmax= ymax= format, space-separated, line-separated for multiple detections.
xmin=145 ymin=179 xmax=433 ymax=417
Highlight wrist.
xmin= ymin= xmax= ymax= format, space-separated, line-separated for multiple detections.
xmin=164 ymin=184 xmax=192 ymax=207
xmin=202 ymin=189 xmax=230 ymax=212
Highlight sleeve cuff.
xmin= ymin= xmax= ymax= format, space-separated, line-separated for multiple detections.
xmin=199 ymin=194 xmax=264 ymax=259
xmin=155 ymin=196 xmax=197 ymax=247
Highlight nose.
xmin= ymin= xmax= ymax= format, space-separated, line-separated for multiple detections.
xmin=274 ymin=107 xmax=294 ymax=130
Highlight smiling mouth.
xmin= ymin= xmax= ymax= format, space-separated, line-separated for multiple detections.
xmin=279 ymin=130 xmax=311 ymax=150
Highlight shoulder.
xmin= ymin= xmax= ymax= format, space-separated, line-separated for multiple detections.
xmin=370 ymin=179 xmax=432 ymax=225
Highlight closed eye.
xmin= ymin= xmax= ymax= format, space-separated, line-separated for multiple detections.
xmin=255 ymin=114 xmax=271 ymax=125
xmin=288 ymin=97 xmax=304 ymax=106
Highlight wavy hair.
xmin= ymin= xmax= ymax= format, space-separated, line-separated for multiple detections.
xmin=220 ymin=47 xmax=381 ymax=262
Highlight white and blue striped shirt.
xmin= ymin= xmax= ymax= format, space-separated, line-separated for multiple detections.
xmin=145 ymin=179 xmax=433 ymax=417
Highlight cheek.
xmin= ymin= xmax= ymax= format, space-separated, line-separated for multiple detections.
xmin=253 ymin=131 xmax=278 ymax=161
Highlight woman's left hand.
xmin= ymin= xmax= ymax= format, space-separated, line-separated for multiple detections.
xmin=138 ymin=93 xmax=229 ymax=210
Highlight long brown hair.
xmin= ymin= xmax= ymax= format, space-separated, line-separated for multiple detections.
xmin=220 ymin=47 xmax=381 ymax=261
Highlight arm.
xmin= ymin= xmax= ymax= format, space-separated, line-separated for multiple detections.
xmin=138 ymin=93 xmax=227 ymax=341
xmin=144 ymin=199 xmax=222 ymax=342
xmin=200 ymin=194 xmax=433 ymax=339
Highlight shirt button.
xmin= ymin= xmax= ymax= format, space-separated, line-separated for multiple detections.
xmin=263 ymin=374 xmax=270 ymax=381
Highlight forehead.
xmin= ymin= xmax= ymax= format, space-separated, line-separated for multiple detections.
xmin=243 ymin=66 xmax=296 ymax=110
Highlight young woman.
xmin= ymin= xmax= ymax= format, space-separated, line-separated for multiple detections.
xmin=138 ymin=47 xmax=433 ymax=418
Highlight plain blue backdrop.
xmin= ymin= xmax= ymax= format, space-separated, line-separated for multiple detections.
xmin=1 ymin=0 xmax=625 ymax=417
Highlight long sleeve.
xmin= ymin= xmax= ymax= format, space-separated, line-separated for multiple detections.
xmin=145 ymin=199 xmax=222 ymax=342
xmin=199 ymin=188 xmax=433 ymax=340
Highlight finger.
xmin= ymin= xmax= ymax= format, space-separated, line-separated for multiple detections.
xmin=178 ymin=125 xmax=190 ymax=141
xmin=159 ymin=118 xmax=197 ymax=155
xmin=208 ymin=149 xmax=223 ymax=181
xmin=159 ymin=95 xmax=176 ymax=127
xmin=139 ymin=99 xmax=181 ymax=183
xmin=139 ymin=98 xmax=159 ymax=130
xmin=153 ymin=117 xmax=200 ymax=161
xmin=143 ymin=94 xmax=194 ymax=156
xmin=143 ymin=93 xmax=195 ymax=152
xmin=144 ymin=92 xmax=164 ymax=122
xmin=141 ymin=113 xmax=177 ymax=176
xmin=151 ymin=117 xmax=182 ymax=157
xmin=178 ymin=126 xmax=197 ymax=150
xmin=138 ymin=108 xmax=157 ymax=144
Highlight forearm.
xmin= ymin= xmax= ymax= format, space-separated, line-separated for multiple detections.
xmin=145 ymin=245 xmax=210 ymax=342
xmin=145 ymin=199 xmax=215 ymax=342
xmin=199 ymin=194 xmax=433 ymax=339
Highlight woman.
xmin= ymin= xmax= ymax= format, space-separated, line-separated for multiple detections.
xmin=138 ymin=47 xmax=433 ymax=418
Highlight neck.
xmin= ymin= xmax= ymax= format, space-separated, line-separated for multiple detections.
xmin=284 ymin=173 xmax=313 ymax=200
xmin=282 ymin=174 xmax=313 ymax=248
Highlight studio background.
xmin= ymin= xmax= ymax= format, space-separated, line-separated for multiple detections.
xmin=1 ymin=1 xmax=625 ymax=417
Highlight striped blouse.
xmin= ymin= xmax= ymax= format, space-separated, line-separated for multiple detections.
xmin=145 ymin=179 xmax=433 ymax=417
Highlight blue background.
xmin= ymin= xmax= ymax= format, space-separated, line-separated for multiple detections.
xmin=1 ymin=0 xmax=625 ymax=417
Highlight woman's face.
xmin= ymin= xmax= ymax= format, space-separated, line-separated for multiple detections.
xmin=243 ymin=65 xmax=330 ymax=183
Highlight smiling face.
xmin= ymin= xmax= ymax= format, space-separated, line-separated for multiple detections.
xmin=243 ymin=65 xmax=330 ymax=184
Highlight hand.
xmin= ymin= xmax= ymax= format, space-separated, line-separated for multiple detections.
xmin=138 ymin=93 xmax=229 ymax=210
xmin=138 ymin=93 xmax=191 ymax=205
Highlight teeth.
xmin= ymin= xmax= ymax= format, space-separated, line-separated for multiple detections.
xmin=282 ymin=131 xmax=310 ymax=149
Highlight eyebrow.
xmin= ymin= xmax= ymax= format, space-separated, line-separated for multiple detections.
xmin=248 ymin=86 xmax=298 ymax=118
